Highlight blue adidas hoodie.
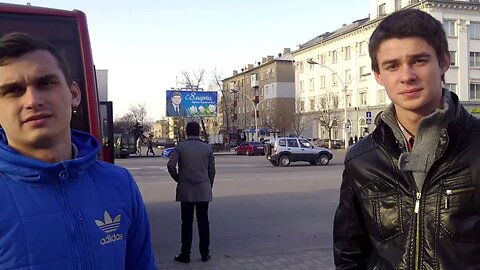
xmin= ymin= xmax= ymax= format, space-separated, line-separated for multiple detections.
xmin=0 ymin=129 xmax=157 ymax=270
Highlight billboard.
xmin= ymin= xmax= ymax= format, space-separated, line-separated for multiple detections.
xmin=166 ymin=90 xmax=218 ymax=117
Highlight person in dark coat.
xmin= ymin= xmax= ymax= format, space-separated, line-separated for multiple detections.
xmin=146 ymin=134 xmax=155 ymax=155
xmin=167 ymin=121 xmax=215 ymax=263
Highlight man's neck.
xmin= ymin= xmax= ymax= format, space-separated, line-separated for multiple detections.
xmin=395 ymin=111 xmax=422 ymax=137
xmin=9 ymin=136 xmax=73 ymax=163
xmin=394 ymin=94 xmax=444 ymax=137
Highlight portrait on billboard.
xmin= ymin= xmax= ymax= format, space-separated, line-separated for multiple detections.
xmin=166 ymin=90 xmax=218 ymax=118
xmin=166 ymin=91 xmax=188 ymax=117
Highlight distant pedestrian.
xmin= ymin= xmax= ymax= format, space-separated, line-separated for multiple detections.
xmin=348 ymin=137 xmax=354 ymax=147
xmin=146 ymin=134 xmax=155 ymax=155
xmin=167 ymin=121 xmax=215 ymax=264
xmin=136 ymin=136 xmax=142 ymax=156
xmin=354 ymin=135 xmax=358 ymax=144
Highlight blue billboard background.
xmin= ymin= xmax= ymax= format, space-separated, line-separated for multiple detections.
xmin=166 ymin=90 xmax=218 ymax=117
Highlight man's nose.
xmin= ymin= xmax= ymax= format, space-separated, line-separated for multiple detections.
xmin=23 ymin=87 xmax=44 ymax=109
xmin=399 ymin=65 xmax=417 ymax=83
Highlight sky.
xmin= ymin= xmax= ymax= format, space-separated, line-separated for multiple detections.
xmin=4 ymin=0 xmax=371 ymax=120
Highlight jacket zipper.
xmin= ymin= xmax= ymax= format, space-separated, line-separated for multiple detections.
xmin=414 ymin=192 xmax=421 ymax=270
xmin=444 ymin=187 xmax=475 ymax=209
xmin=57 ymin=183 xmax=80 ymax=269
xmin=77 ymin=211 xmax=94 ymax=269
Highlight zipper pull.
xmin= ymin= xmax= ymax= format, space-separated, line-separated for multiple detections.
xmin=445 ymin=189 xmax=452 ymax=209
xmin=414 ymin=192 xmax=421 ymax=213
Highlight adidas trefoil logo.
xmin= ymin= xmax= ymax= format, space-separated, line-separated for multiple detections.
xmin=95 ymin=211 xmax=121 ymax=233
xmin=95 ymin=211 xmax=124 ymax=245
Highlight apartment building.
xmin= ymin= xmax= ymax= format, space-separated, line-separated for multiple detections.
xmin=222 ymin=49 xmax=295 ymax=143
xmin=294 ymin=0 xmax=480 ymax=140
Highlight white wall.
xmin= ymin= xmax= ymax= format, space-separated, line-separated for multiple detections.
xmin=96 ymin=69 xmax=108 ymax=102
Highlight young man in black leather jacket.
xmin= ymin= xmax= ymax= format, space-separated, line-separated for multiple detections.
xmin=333 ymin=9 xmax=480 ymax=269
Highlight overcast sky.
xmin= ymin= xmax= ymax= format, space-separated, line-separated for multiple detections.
xmin=4 ymin=0 xmax=370 ymax=120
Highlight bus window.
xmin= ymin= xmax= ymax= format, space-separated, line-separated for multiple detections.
xmin=0 ymin=3 xmax=112 ymax=162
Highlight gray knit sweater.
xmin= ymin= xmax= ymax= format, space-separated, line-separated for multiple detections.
xmin=380 ymin=89 xmax=458 ymax=192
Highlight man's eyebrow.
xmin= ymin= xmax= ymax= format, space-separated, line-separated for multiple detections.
xmin=35 ymin=73 xmax=61 ymax=82
xmin=0 ymin=73 xmax=61 ymax=93
xmin=380 ymin=52 xmax=433 ymax=67
xmin=0 ymin=81 xmax=24 ymax=92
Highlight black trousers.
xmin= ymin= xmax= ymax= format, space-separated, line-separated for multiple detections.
xmin=180 ymin=202 xmax=210 ymax=256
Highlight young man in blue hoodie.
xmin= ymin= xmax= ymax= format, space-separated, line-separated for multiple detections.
xmin=0 ymin=32 xmax=157 ymax=269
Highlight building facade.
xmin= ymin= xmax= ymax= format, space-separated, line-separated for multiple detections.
xmin=222 ymin=49 xmax=296 ymax=143
xmin=294 ymin=0 xmax=480 ymax=140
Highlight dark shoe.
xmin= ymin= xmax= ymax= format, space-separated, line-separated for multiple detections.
xmin=174 ymin=254 xmax=190 ymax=263
xmin=201 ymin=255 xmax=211 ymax=262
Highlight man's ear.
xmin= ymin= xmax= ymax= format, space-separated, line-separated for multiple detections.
xmin=70 ymin=81 xmax=81 ymax=108
xmin=374 ymin=71 xmax=385 ymax=87
xmin=440 ymin=53 xmax=451 ymax=74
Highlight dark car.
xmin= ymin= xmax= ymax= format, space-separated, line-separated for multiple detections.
xmin=235 ymin=142 xmax=265 ymax=156
xmin=161 ymin=147 xmax=175 ymax=158
xmin=317 ymin=139 xmax=345 ymax=149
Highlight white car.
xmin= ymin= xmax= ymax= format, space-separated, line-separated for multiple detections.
xmin=264 ymin=137 xmax=333 ymax=167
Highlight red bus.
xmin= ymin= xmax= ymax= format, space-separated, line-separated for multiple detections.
xmin=0 ymin=3 xmax=114 ymax=162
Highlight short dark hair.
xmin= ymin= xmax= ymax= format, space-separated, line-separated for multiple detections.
xmin=369 ymin=9 xmax=449 ymax=76
xmin=171 ymin=92 xmax=182 ymax=98
xmin=0 ymin=32 xmax=73 ymax=85
xmin=185 ymin=121 xmax=200 ymax=136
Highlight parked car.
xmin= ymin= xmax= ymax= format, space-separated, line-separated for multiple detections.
xmin=235 ymin=141 xmax=265 ymax=156
xmin=317 ymin=139 xmax=345 ymax=149
xmin=264 ymin=137 xmax=333 ymax=167
xmin=161 ymin=147 xmax=175 ymax=158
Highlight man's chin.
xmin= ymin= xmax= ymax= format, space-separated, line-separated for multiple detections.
xmin=23 ymin=130 xmax=61 ymax=149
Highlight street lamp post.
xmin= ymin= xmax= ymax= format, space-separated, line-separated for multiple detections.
xmin=230 ymin=89 xmax=259 ymax=141
xmin=306 ymin=58 xmax=370 ymax=148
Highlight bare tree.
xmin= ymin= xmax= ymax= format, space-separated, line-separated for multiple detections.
xmin=178 ymin=69 xmax=209 ymax=140
xmin=211 ymin=68 xmax=230 ymax=145
xmin=113 ymin=103 xmax=152 ymax=137
xmin=312 ymin=90 xmax=341 ymax=144
xmin=180 ymin=69 xmax=205 ymax=90
xmin=259 ymin=99 xmax=295 ymax=137
xmin=291 ymin=99 xmax=308 ymax=137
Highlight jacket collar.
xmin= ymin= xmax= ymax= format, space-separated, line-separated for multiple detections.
xmin=0 ymin=129 xmax=99 ymax=183
xmin=374 ymin=90 xmax=470 ymax=155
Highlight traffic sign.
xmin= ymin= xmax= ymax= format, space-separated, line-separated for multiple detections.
xmin=366 ymin=118 xmax=372 ymax=124
xmin=366 ymin=111 xmax=372 ymax=118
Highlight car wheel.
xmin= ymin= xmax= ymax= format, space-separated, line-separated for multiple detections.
xmin=279 ymin=155 xmax=290 ymax=167
xmin=318 ymin=154 xmax=330 ymax=166
xmin=271 ymin=160 xmax=279 ymax=166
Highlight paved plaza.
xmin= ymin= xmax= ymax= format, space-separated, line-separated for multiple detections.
xmin=119 ymin=149 xmax=347 ymax=270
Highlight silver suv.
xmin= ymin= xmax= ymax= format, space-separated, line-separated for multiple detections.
xmin=264 ymin=137 xmax=333 ymax=167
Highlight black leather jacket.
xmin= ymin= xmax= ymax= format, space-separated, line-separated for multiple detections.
xmin=333 ymin=104 xmax=480 ymax=269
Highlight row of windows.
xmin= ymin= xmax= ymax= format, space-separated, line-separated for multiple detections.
xmin=259 ymin=68 xmax=275 ymax=80
xmin=297 ymin=90 xmax=383 ymax=112
xmin=443 ymin=20 xmax=480 ymax=38
xmin=297 ymin=83 xmax=480 ymax=112
xmin=299 ymin=68 xmax=368 ymax=92
xmin=299 ymin=20 xmax=479 ymax=74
